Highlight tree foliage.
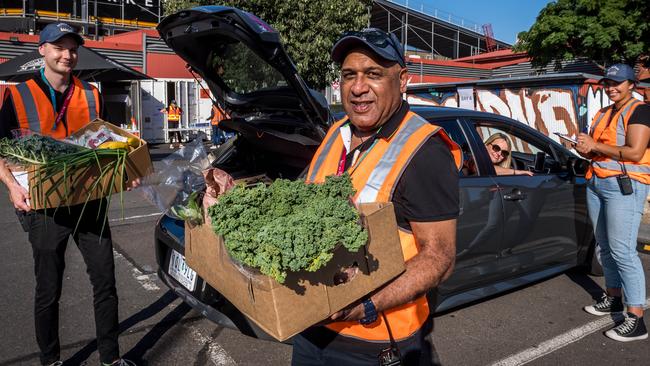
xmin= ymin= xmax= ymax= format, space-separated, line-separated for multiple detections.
xmin=162 ymin=0 xmax=371 ymax=89
xmin=514 ymin=0 xmax=650 ymax=69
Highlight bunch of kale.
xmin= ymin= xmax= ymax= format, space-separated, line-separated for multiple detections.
xmin=0 ymin=134 xmax=86 ymax=165
xmin=208 ymin=174 xmax=368 ymax=283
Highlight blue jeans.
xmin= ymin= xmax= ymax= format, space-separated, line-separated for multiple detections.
xmin=211 ymin=125 xmax=224 ymax=145
xmin=587 ymin=175 xmax=649 ymax=307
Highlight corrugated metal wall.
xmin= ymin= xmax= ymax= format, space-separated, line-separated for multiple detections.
xmin=407 ymin=61 xmax=491 ymax=79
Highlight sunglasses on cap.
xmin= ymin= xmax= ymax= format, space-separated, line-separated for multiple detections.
xmin=340 ymin=29 xmax=404 ymax=64
xmin=489 ymin=143 xmax=510 ymax=158
xmin=341 ymin=29 xmax=399 ymax=49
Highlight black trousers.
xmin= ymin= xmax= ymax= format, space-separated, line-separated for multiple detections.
xmin=291 ymin=320 xmax=441 ymax=366
xmin=17 ymin=200 xmax=120 ymax=365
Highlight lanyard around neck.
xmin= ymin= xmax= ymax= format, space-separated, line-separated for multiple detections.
xmin=40 ymin=68 xmax=75 ymax=131
xmin=338 ymin=122 xmax=382 ymax=176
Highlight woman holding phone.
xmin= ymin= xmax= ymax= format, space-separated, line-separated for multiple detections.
xmin=576 ymin=63 xmax=650 ymax=342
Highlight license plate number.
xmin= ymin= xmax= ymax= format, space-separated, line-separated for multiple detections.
xmin=168 ymin=250 xmax=197 ymax=291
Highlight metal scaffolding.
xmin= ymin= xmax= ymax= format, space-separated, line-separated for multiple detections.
xmin=371 ymin=0 xmax=511 ymax=60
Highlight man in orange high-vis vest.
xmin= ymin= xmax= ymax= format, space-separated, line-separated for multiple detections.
xmin=206 ymin=103 xmax=229 ymax=148
xmin=161 ymin=99 xmax=183 ymax=148
xmin=292 ymin=28 xmax=460 ymax=366
xmin=0 ymin=23 xmax=134 ymax=366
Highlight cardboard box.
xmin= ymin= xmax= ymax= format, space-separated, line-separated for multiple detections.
xmin=19 ymin=119 xmax=153 ymax=209
xmin=184 ymin=202 xmax=406 ymax=341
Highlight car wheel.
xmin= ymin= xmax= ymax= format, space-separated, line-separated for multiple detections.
xmin=585 ymin=240 xmax=603 ymax=277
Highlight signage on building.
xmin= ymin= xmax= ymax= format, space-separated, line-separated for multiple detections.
xmin=458 ymin=86 xmax=475 ymax=110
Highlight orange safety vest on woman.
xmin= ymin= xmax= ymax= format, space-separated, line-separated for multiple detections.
xmin=167 ymin=106 xmax=181 ymax=122
xmin=586 ymin=98 xmax=650 ymax=184
xmin=306 ymin=110 xmax=462 ymax=342
xmin=7 ymin=76 xmax=100 ymax=139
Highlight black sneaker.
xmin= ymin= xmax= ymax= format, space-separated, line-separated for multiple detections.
xmin=605 ymin=313 xmax=648 ymax=342
xmin=584 ymin=295 xmax=624 ymax=316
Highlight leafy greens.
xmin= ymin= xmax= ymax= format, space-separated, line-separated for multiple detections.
xmin=208 ymin=174 xmax=368 ymax=283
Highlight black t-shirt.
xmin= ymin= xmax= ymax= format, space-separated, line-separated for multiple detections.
xmin=343 ymin=102 xmax=459 ymax=230
xmin=627 ymin=103 xmax=650 ymax=127
xmin=0 ymin=73 xmax=104 ymax=139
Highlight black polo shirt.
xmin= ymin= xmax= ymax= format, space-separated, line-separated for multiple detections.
xmin=627 ymin=103 xmax=650 ymax=128
xmin=343 ymin=102 xmax=459 ymax=230
xmin=0 ymin=73 xmax=104 ymax=139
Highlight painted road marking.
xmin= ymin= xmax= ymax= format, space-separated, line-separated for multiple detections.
xmin=113 ymin=251 xmax=160 ymax=291
xmin=109 ymin=212 xmax=162 ymax=222
xmin=191 ymin=328 xmax=237 ymax=366
xmin=490 ymin=297 xmax=650 ymax=366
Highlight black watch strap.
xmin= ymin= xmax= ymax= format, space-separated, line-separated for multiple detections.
xmin=359 ymin=298 xmax=378 ymax=325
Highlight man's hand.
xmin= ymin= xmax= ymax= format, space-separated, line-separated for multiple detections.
xmin=330 ymin=301 xmax=366 ymax=322
xmin=126 ymin=177 xmax=141 ymax=191
xmin=8 ymin=182 xmax=30 ymax=211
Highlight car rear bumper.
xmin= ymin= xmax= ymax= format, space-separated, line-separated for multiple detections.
xmin=155 ymin=215 xmax=280 ymax=341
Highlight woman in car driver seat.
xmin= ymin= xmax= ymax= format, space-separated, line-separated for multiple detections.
xmin=484 ymin=133 xmax=533 ymax=176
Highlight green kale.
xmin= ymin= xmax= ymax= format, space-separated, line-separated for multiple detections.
xmin=207 ymin=173 xmax=368 ymax=283
xmin=0 ymin=135 xmax=87 ymax=165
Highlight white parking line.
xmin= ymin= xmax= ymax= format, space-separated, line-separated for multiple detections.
xmin=109 ymin=212 xmax=162 ymax=222
xmin=490 ymin=298 xmax=650 ymax=366
xmin=113 ymin=251 xmax=160 ymax=291
xmin=191 ymin=328 xmax=237 ymax=366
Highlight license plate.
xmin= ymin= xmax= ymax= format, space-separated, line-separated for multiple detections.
xmin=168 ymin=250 xmax=197 ymax=291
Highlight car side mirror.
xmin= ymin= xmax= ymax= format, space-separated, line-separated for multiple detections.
xmin=568 ymin=157 xmax=589 ymax=177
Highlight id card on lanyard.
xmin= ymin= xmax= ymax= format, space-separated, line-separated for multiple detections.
xmin=40 ymin=68 xmax=75 ymax=132
xmin=336 ymin=123 xmax=381 ymax=176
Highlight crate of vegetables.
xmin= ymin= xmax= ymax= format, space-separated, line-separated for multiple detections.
xmin=184 ymin=174 xmax=406 ymax=341
xmin=1 ymin=120 xmax=152 ymax=210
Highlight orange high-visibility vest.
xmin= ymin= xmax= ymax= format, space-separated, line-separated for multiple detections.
xmin=586 ymin=98 xmax=650 ymax=184
xmin=166 ymin=106 xmax=181 ymax=122
xmin=210 ymin=105 xmax=227 ymax=126
xmin=306 ymin=110 xmax=462 ymax=342
xmin=7 ymin=77 xmax=100 ymax=139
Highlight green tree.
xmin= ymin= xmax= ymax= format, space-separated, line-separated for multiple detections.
xmin=162 ymin=0 xmax=371 ymax=89
xmin=514 ymin=0 xmax=649 ymax=69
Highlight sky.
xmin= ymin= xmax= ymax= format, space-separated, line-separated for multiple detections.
xmin=397 ymin=0 xmax=553 ymax=44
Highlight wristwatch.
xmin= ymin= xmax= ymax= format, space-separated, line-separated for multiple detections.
xmin=359 ymin=298 xmax=378 ymax=325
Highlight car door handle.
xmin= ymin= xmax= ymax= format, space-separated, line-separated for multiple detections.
xmin=503 ymin=189 xmax=527 ymax=201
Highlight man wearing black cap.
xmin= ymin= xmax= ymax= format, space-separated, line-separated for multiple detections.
xmin=0 ymin=23 xmax=134 ymax=366
xmin=297 ymin=28 xmax=460 ymax=365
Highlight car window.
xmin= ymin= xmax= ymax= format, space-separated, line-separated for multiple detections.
xmin=207 ymin=37 xmax=288 ymax=95
xmin=431 ymin=119 xmax=478 ymax=177
xmin=470 ymin=118 xmax=561 ymax=175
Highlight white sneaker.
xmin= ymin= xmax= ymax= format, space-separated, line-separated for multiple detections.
xmin=169 ymin=144 xmax=174 ymax=149
xmin=179 ymin=143 xmax=184 ymax=148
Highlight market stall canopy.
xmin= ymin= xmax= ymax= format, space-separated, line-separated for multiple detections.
xmin=0 ymin=46 xmax=151 ymax=82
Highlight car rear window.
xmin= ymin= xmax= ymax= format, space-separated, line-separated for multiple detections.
xmin=208 ymin=37 xmax=288 ymax=94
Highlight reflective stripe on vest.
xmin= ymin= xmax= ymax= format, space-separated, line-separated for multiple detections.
xmin=14 ymin=82 xmax=41 ymax=133
xmin=356 ymin=114 xmax=434 ymax=203
xmin=9 ymin=77 xmax=99 ymax=139
xmin=307 ymin=111 xmax=461 ymax=341
xmin=587 ymin=98 xmax=650 ymax=184
xmin=80 ymin=80 xmax=97 ymax=121
xmin=168 ymin=106 xmax=181 ymax=121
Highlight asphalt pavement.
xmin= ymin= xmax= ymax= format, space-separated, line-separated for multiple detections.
xmin=1 ymin=143 xmax=650 ymax=365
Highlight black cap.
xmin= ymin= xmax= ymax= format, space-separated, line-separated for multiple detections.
xmin=39 ymin=22 xmax=84 ymax=46
xmin=331 ymin=28 xmax=405 ymax=67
